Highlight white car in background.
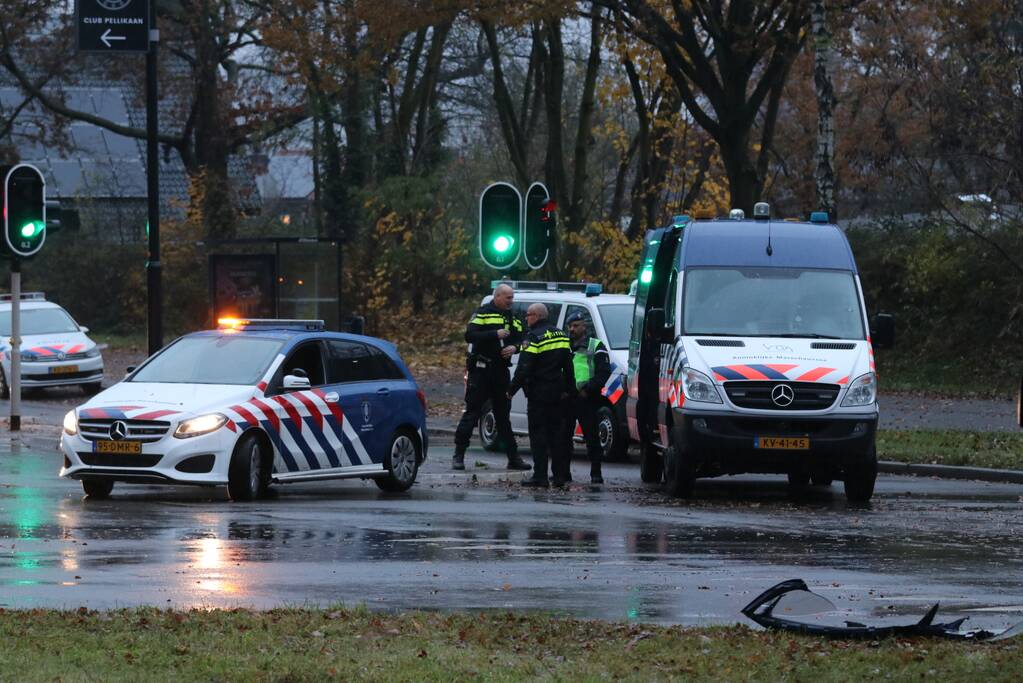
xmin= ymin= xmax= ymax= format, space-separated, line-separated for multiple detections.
xmin=0 ymin=292 xmax=103 ymax=398
xmin=477 ymin=281 xmax=634 ymax=460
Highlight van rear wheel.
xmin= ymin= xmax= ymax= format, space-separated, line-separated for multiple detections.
xmin=639 ymin=442 xmax=662 ymax=483
xmin=663 ymin=445 xmax=695 ymax=498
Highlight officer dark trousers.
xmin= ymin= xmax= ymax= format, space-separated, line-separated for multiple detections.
xmin=527 ymin=399 xmax=563 ymax=484
xmin=558 ymin=396 xmax=602 ymax=482
xmin=454 ymin=362 xmax=518 ymax=459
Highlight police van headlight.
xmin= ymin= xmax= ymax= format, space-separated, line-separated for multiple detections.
xmin=682 ymin=368 xmax=722 ymax=404
xmin=174 ymin=413 xmax=228 ymax=439
xmin=63 ymin=410 xmax=78 ymax=436
xmin=841 ymin=372 xmax=877 ymax=407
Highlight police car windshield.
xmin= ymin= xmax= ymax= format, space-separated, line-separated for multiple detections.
xmin=129 ymin=335 xmax=284 ymax=385
xmin=597 ymin=304 xmax=632 ymax=349
xmin=0 ymin=308 xmax=79 ymax=336
xmin=683 ymin=268 xmax=865 ymax=339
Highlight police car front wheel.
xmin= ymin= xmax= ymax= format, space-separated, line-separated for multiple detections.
xmin=376 ymin=429 xmax=420 ymax=492
xmin=228 ymin=432 xmax=271 ymax=502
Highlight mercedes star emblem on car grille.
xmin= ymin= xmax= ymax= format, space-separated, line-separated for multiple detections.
xmin=771 ymin=384 xmax=795 ymax=407
xmin=57 ymin=352 xmax=66 ymax=361
xmin=109 ymin=421 xmax=129 ymax=441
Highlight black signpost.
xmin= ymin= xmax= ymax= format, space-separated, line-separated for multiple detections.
xmin=76 ymin=0 xmax=150 ymax=53
xmin=77 ymin=0 xmax=162 ymax=355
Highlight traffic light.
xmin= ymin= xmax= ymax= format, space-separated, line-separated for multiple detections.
xmin=2 ymin=164 xmax=46 ymax=258
xmin=479 ymin=182 xmax=522 ymax=269
xmin=524 ymin=182 xmax=554 ymax=269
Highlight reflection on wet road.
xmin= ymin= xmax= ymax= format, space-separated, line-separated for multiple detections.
xmin=2 ymin=445 xmax=1022 ymax=628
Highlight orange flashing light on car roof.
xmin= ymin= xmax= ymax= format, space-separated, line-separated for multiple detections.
xmin=217 ymin=317 xmax=247 ymax=329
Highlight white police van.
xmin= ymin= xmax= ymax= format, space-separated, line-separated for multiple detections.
xmin=627 ymin=206 xmax=894 ymax=502
xmin=477 ymin=281 xmax=633 ymax=460
xmin=0 ymin=292 xmax=104 ymax=398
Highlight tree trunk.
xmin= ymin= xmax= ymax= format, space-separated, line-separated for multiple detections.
xmin=812 ymin=0 xmax=837 ymax=220
xmin=193 ymin=0 xmax=235 ymax=239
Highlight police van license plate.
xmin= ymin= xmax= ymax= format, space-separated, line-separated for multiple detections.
xmin=49 ymin=365 xmax=79 ymax=375
xmin=756 ymin=437 xmax=809 ymax=450
xmin=94 ymin=440 xmax=142 ymax=454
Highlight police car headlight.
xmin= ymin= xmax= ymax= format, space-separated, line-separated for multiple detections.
xmin=841 ymin=372 xmax=877 ymax=407
xmin=63 ymin=410 xmax=78 ymax=436
xmin=682 ymin=368 xmax=722 ymax=404
xmin=84 ymin=347 xmax=101 ymax=358
xmin=174 ymin=413 xmax=228 ymax=439
xmin=20 ymin=353 xmax=36 ymax=362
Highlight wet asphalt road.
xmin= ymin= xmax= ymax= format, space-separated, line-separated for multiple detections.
xmin=1 ymin=433 xmax=1022 ymax=630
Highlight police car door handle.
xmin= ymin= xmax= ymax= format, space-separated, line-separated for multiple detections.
xmin=323 ymin=392 xmax=340 ymax=403
xmin=376 ymin=388 xmax=390 ymax=396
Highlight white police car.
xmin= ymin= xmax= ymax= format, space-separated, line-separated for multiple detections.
xmin=60 ymin=319 xmax=428 ymax=500
xmin=0 ymin=292 xmax=103 ymax=398
xmin=477 ymin=281 xmax=633 ymax=460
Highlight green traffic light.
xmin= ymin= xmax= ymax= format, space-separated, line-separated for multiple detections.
xmin=20 ymin=221 xmax=42 ymax=238
xmin=493 ymin=235 xmax=514 ymax=253
xmin=640 ymin=267 xmax=653 ymax=284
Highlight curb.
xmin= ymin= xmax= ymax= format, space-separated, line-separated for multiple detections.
xmin=878 ymin=460 xmax=1023 ymax=485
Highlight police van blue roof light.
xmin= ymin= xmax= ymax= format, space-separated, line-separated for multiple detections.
xmin=672 ymin=214 xmax=690 ymax=228
xmin=753 ymin=202 xmax=770 ymax=219
xmin=809 ymin=211 xmax=829 ymax=223
xmin=729 ymin=209 xmax=745 ymax=220
xmin=584 ymin=283 xmax=603 ymax=297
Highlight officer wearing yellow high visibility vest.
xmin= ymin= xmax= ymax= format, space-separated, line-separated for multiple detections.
xmin=453 ymin=283 xmax=531 ymax=471
xmin=508 ymin=303 xmax=576 ymax=488
xmin=560 ymin=311 xmax=612 ymax=484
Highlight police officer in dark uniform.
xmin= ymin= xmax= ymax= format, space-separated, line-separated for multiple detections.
xmin=453 ymin=283 xmax=531 ymax=471
xmin=508 ymin=303 xmax=575 ymax=488
xmin=560 ymin=311 xmax=612 ymax=484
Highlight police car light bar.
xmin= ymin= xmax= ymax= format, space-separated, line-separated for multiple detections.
xmin=0 ymin=291 xmax=46 ymax=301
xmin=217 ymin=318 xmax=326 ymax=331
xmin=809 ymin=211 xmax=829 ymax=223
xmin=490 ymin=280 xmax=603 ymax=296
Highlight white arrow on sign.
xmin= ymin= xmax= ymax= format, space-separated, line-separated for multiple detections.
xmin=100 ymin=28 xmax=127 ymax=48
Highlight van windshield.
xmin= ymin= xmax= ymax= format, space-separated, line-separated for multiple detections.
xmin=683 ymin=268 xmax=865 ymax=339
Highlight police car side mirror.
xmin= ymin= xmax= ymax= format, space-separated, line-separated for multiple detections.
xmin=283 ymin=374 xmax=311 ymax=390
xmin=124 ymin=365 xmax=136 ymax=377
xmin=870 ymin=313 xmax=895 ymax=349
xmin=646 ymin=308 xmax=666 ymax=339
xmin=80 ymin=326 xmax=89 ymax=334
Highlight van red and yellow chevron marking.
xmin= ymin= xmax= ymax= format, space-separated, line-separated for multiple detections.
xmin=711 ymin=364 xmax=851 ymax=384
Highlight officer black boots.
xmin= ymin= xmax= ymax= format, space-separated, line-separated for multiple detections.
xmin=452 ymin=448 xmax=466 ymax=471
xmin=506 ymin=451 xmax=531 ymax=471
xmin=591 ymin=462 xmax=604 ymax=485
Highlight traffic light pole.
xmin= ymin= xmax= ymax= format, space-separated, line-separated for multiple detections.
xmin=9 ymin=259 xmax=20 ymax=431
xmin=145 ymin=10 xmax=162 ymax=356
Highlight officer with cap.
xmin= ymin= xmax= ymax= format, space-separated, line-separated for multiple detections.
xmin=560 ymin=310 xmax=611 ymax=484
xmin=452 ymin=283 xmax=531 ymax=471
xmin=509 ymin=303 xmax=575 ymax=487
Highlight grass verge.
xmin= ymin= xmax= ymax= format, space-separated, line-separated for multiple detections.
xmin=877 ymin=349 xmax=1019 ymax=400
xmin=877 ymin=429 xmax=1023 ymax=470
xmin=1 ymin=608 xmax=1020 ymax=681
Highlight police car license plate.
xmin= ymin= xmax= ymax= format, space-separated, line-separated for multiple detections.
xmin=756 ymin=437 xmax=809 ymax=450
xmin=49 ymin=365 xmax=79 ymax=375
xmin=94 ymin=440 xmax=142 ymax=454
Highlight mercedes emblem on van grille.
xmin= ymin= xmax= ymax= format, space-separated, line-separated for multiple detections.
xmin=109 ymin=421 xmax=129 ymax=441
xmin=771 ymin=384 xmax=795 ymax=407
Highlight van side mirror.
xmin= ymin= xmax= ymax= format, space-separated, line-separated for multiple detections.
xmin=646 ymin=308 xmax=666 ymax=338
xmin=283 ymin=374 xmax=311 ymax=390
xmin=124 ymin=365 xmax=136 ymax=377
xmin=870 ymin=313 xmax=895 ymax=349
